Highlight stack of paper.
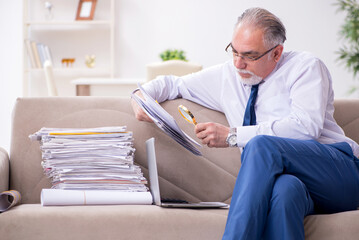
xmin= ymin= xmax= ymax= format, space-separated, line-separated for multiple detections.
xmin=30 ymin=126 xmax=152 ymax=206
xmin=132 ymin=84 xmax=202 ymax=156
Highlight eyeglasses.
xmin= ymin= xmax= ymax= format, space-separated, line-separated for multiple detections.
xmin=225 ymin=43 xmax=279 ymax=62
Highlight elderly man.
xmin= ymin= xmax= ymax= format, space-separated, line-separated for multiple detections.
xmin=131 ymin=7 xmax=359 ymax=240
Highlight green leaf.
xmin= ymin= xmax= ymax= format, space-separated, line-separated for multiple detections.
xmin=335 ymin=0 xmax=359 ymax=81
xmin=347 ymin=85 xmax=358 ymax=95
xmin=159 ymin=49 xmax=188 ymax=61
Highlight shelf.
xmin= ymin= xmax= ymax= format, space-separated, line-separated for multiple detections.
xmin=71 ymin=78 xmax=146 ymax=85
xmin=25 ymin=20 xmax=112 ymax=26
xmin=25 ymin=67 xmax=111 ymax=74
xmin=23 ymin=0 xmax=115 ymax=97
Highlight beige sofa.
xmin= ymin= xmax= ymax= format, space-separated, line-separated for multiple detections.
xmin=0 ymin=97 xmax=359 ymax=240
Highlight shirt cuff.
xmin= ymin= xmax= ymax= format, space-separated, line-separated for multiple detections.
xmin=236 ymin=125 xmax=259 ymax=147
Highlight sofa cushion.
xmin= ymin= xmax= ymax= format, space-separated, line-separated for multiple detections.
xmin=0 ymin=204 xmax=228 ymax=240
xmin=2 ymin=204 xmax=359 ymax=240
xmin=333 ymin=99 xmax=359 ymax=144
xmin=0 ymin=147 xmax=9 ymax=193
xmin=10 ymin=97 xmax=241 ymax=203
xmin=304 ymin=210 xmax=359 ymax=240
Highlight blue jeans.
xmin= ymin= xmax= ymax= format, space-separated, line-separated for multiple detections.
xmin=222 ymin=135 xmax=359 ymax=240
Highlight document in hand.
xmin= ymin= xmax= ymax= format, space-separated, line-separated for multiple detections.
xmin=132 ymin=84 xmax=202 ymax=156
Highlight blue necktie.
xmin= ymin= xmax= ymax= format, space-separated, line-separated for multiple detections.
xmin=243 ymin=84 xmax=259 ymax=126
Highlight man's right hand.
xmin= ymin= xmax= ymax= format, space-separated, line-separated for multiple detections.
xmin=131 ymin=90 xmax=153 ymax=123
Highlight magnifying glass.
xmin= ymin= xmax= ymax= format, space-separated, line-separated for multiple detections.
xmin=178 ymin=105 xmax=197 ymax=125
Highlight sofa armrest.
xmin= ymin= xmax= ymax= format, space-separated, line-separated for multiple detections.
xmin=0 ymin=147 xmax=9 ymax=193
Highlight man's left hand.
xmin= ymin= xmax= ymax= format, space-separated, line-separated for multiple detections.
xmin=194 ymin=122 xmax=229 ymax=148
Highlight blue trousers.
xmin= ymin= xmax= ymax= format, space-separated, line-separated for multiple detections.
xmin=222 ymin=135 xmax=359 ymax=240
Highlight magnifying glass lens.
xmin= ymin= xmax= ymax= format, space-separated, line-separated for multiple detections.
xmin=178 ymin=105 xmax=197 ymax=125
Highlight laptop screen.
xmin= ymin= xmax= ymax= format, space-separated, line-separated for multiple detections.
xmin=146 ymin=138 xmax=161 ymax=206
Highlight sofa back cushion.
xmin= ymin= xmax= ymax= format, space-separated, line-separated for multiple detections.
xmin=10 ymin=98 xmax=359 ymax=204
xmin=10 ymin=97 xmax=241 ymax=203
xmin=333 ymin=99 xmax=359 ymax=144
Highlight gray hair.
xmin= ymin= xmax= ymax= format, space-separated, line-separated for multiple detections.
xmin=236 ymin=8 xmax=286 ymax=47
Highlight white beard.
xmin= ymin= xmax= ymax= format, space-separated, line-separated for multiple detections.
xmin=237 ymin=69 xmax=262 ymax=85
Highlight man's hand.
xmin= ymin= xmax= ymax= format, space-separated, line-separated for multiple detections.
xmin=194 ymin=122 xmax=230 ymax=148
xmin=131 ymin=90 xmax=153 ymax=123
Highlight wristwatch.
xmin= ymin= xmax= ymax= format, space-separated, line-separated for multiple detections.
xmin=226 ymin=127 xmax=237 ymax=147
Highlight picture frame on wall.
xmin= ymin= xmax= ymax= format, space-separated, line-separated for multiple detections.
xmin=76 ymin=0 xmax=97 ymax=20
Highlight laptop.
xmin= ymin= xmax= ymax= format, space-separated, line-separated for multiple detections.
xmin=146 ymin=137 xmax=228 ymax=208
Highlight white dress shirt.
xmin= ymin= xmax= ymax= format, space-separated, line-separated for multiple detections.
xmin=142 ymin=51 xmax=359 ymax=157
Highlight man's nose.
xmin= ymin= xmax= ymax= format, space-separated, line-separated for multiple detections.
xmin=233 ymin=56 xmax=246 ymax=69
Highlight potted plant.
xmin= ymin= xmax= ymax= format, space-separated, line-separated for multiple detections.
xmin=336 ymin=0 xmax=359 ymax=95
xmin=145 ymin=49 xmax=201 ymax=81
xmin=159 ymin=49 xmax=188 ymax=61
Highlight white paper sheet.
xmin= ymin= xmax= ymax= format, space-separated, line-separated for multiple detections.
xmin=41 ymin=189 xmax=153 ymax=206
xmin=132 ymin=84 xmax=202 ymax=156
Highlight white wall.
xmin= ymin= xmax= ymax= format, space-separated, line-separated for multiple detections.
xmin=0 ymin=0 xmax=356 ymax=152
xmin=115 ymin=0 xmax=354 ymax=97
xmin=0 ymin=1 xmax=23 ymax=153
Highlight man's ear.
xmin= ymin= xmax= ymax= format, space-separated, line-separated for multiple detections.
xmin=273 ymin=45 xmax=284 ymax=62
